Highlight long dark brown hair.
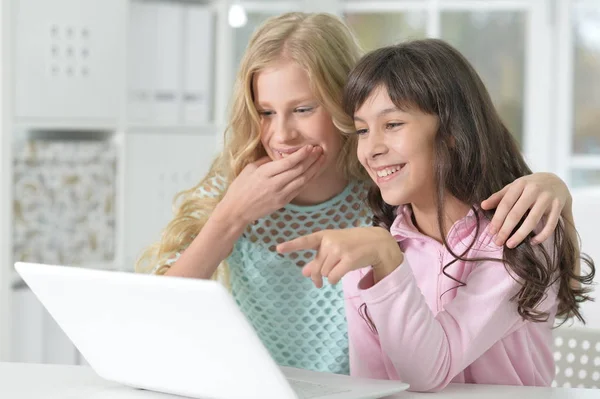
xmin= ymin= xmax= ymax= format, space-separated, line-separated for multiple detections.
xmin=343 ymin=39 xmax=595 ymax=323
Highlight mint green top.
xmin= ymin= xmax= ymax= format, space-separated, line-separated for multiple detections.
xmin=165 ymin=176 xmax=372 ymax=375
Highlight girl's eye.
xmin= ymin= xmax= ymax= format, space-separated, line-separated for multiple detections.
xmin=386 ymin=122 xmax=404 ymax=130
xmin=355 ymin=129 xmax=368 ymax=136
xmin=258 ymin=110 xmax=274 ymax=116
xmin=296 ymin=107 xmax=314 ymax=114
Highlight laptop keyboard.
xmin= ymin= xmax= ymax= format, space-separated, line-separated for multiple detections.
xmin=288 ymin=379 xmax=351 ymax=399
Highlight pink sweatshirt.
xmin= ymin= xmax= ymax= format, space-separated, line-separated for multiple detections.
xmin=343 ymin=206 xmax=558 ymax=392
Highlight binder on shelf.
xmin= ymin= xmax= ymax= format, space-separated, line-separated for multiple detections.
xmin=152 ymin=1 xmax=184 ymax=125
xmin=128 ymin=1 xmax=156 ymax=123
xmin=182 ymin=5 xmax=214 ymax=125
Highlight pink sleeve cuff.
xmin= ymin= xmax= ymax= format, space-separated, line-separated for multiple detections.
xmin=357 ymin=259 xmax=413 ymax=304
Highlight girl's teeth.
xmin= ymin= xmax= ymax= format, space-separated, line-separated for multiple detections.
xmin=376 ymin=165 xmax=402 ymax=177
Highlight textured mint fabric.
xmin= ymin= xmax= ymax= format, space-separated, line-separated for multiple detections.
xmin=173 ymin=176 xmax=372 ymax=374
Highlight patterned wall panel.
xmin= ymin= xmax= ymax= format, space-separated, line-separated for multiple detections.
xmin=13 ymin=140 xmax=116 ymax=265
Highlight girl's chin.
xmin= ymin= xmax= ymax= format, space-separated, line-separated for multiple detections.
xmin=380 ymin=191 xmax=406 ymax=207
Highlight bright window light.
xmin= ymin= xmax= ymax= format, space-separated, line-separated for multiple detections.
xmin=228 ymin=3 xmax=248 ymax=28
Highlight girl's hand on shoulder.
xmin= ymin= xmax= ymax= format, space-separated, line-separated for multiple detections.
xmin=220 ymin=145 xmax=325 ymax=224
xmin=481 ymin=172 xmax=570 ymax=248
xmin=276 ymin=227 xmax=404 ymax=288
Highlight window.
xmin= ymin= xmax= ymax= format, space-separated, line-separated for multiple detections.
xmin=344 ymin=12 xmax=427 ymax=51
xmin=441 ymin=11 xmax=526 ymax=145
xmin=572 ymin=3 xmax=600 ymax=156
xmin=570 ymin=1 xmax=600 ymax=187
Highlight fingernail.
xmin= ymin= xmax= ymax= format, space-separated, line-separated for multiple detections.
xmin=506 ymin=240 xmax=515 ymax=248
xmin=489 ymin=225 xmax=497 ymax=235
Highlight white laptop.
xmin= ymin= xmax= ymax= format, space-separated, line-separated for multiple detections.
xmin=15 ymin=262 xmax=409 ymax=399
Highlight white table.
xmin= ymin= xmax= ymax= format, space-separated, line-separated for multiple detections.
xmin=1 ymin=362 xmax=598 ymax=398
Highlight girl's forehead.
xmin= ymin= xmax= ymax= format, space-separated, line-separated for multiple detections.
xmin=256 ymin=58 xmax=305 ymax=77
xmin=253 ymin=63 xmax=317 ymax=102
xmin=355 ymin=85 xmax=422 ymax=115
xmin=354 ymin=86 xmax=392 ymax=110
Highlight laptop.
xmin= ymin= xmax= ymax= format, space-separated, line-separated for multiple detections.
xmin=15 ymin=262 xmax=409 ymax=399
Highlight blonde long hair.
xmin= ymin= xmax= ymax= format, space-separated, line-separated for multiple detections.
xmin=136 ymin=12 xmax=367 ymax=278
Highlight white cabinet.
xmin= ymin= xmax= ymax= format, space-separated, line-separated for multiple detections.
xmin=11 ymin=286 xmax=80 ymax=365
xmin=14 ymin=0 xmax=126 ymax=123
xmin=6 ymin=0 xmax=225 ymax=365
xmin=122 ymin=130 xmax=219 ymax=271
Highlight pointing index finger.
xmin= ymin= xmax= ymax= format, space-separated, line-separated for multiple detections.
xmin=276 ymin=231 xmax=324 ymax=253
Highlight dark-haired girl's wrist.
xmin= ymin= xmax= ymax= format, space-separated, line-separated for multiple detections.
xmin=373 ymin=240 xmax=404 ymax=283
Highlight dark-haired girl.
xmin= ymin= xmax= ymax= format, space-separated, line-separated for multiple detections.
xmin=278 ymin=39 xmax=595 ymax=392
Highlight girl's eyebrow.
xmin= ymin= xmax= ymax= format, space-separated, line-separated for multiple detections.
xmin=255 ymin=97 xmax=316 ymax=108
xmin=354 ymin=107 xmax=400 ymax=122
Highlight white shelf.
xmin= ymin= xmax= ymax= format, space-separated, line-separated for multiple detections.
xmin=125 ymin=123 xmax=224 ymax=135
xmin=14 ymin=118 xmax=119 ymax=132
